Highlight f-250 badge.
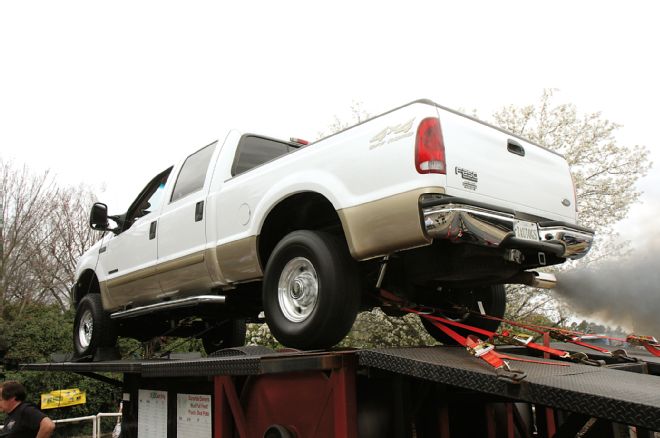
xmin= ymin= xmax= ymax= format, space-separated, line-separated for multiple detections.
xmin=455 ymin=166 xmax=478 ymax=190
xmin=369 ymin=118 xmax=415 ymax=149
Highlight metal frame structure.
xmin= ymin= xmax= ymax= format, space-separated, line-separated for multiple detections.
xmin=21 ymin=344 xmax=660 ymax=437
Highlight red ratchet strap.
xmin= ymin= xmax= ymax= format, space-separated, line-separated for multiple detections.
xmin=410 ymin=309 xmax=573 ymax=365
xmin=627 ymin=335 xmax=660 ymax=357
xmin=498 ymin=331 xmax=573 ymax=359
xmin=473 ymin=313 xmax=632 ymax=362
xmin=406 ymin=309 xmax=573 ymax=377
xmin=413 ymin=312 xmax=527 ymax=383
xmin=547 ymin=329 xmax=611 ymax=354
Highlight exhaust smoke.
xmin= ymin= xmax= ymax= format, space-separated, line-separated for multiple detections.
xmin=555 ymin=249 xmax=660 ymax=335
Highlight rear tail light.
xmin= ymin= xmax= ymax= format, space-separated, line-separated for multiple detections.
xmin=415 ymin=117 xmax=446 ymax=174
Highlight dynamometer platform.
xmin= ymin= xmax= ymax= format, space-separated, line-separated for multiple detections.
xmin=21 ymin=344 xmax=660 ymax=435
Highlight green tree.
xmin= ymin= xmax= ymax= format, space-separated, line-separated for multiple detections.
xmin=1 ymin=302 xmax=121 ymax=437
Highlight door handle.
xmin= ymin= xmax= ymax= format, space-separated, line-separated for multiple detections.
xmin=195 ymin=201 xmax=204 ymax=222
xmin=149 ymin=221 xmax=157 ymax=240
xmin=507 ymin=139 xmax=525 ymax=157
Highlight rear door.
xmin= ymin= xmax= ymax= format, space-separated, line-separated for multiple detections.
xmin=438 ymin=108 xmax=576 ymax=222
xmin=156 ymin=141 xmax=218 ymax=296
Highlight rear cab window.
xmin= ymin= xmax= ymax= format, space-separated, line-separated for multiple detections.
xmin=170 ymin=142 xmax=216 ymax=202
xmin=232 ymin=135 xmax=298 ymax=176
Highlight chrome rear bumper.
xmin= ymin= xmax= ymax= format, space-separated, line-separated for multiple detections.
xmin=422 ymin=201 xmax=594 ymax=260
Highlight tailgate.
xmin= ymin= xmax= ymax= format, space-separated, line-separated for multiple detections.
xmin=437 ymin=107 xmax=576 ymax=222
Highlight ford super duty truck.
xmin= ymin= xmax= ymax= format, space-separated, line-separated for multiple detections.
xmin=72 ymin=99 xmax=594 ymax=358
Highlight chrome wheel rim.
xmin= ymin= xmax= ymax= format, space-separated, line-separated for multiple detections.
xmin=278 ymin=257 xmax=319 ymax=323
xmin=78 ymin=310 xmax=94 ymax=349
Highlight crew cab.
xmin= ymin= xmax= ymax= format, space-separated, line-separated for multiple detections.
xmin=72 ymin=99 xmax=594 ymax=358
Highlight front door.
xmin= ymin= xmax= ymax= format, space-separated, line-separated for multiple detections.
xmin=100 ymin=168 xmax=172 ymax=308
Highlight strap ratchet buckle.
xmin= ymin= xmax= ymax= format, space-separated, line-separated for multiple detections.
xmin=496 ymin=361 xmax=527 ymax=383
xmin=467 ymin=339 xmax=495 ymax=358
xmin=611 ymin=349 xmax=639 ymax=363
xmin=499 ymin=331 xmax=534 ymax=346
xmin=548 ymin=329 xmax=577 ymax=343
xmin=568 ymin=352 xmax=604 ymax=367
xmin=626 ymin=334 xmax=658 ymax=346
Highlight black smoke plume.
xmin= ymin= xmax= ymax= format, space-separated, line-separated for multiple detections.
xmin=555 ymin=249 xmax=660 ymax=336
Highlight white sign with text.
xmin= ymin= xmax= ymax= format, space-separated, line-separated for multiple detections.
xmin=176 ymin=393 xmax=212 ymax=438
xmin=138 ymin=389 xmax=168 ymax=438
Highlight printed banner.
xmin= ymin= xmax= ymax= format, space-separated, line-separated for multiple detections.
xmin=41 ymin=388 xmax=86 ymax=409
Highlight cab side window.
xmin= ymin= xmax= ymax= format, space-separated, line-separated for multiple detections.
xmin=171 ymin=142 xmax=216 ymax=202
xmin=139 ymin=180 xmax=167 ymax=216
xmin=232 ymin=135 xmax=294 ymax=176
xmin=121 ymin=167 xmax=173 ymax=231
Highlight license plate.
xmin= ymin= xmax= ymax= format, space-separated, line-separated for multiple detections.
xmin=513 ymin=220 xmax=539 ymax=241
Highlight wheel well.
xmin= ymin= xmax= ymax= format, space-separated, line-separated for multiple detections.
xmin=75 ymin=269 xmax=100 ymax=305
xmin=258 ymin=192 xmax=344 ymax=266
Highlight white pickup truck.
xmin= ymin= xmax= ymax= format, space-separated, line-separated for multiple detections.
xmin=72 ymin=99 xmax=594 ymax=358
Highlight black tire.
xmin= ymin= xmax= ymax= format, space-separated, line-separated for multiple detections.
xmin=201 ymin=319 xmax=247 ymax=355
xmin=420 ymin=284 xmax=506 ymax=345
xmin=73 ymin=294 xmax=118 ymax=358
xmin=263 ymin=230 xmax=360 ymax=350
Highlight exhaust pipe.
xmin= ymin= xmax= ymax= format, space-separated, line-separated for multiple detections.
xmin=511 ymin=271 xmax=557 ymax=289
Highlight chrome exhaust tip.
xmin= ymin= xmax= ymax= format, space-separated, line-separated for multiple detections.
xmin=510 ymin=271 xmax=557 ymax=289
xmin=529 ymin=272 xmax=557 ymax=289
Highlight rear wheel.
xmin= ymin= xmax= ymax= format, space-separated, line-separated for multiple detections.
xmin=73 ymin=294 xmax=118 ymax=358
xmin=201 ymin=319 xmax=247 ymax=355
xmin=419 ymin=284 xmax=506 ymax=344
xmin=263 ymin=230 xmax=360 ymax=350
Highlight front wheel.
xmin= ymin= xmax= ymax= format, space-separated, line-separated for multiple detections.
xmin=263 ymin=230 xmax=360 ymax=350
xmin=73 ymin=294 xmax=118 ymax=358
xmin=420 ymin=284 xmax=506 ymax=345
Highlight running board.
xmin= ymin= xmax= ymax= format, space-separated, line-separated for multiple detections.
xmin=110 ymin=295 xmax=226 ymax=320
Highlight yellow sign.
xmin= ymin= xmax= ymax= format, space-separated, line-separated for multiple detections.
xmin=40 ymin=388 xmax=86 ymax=409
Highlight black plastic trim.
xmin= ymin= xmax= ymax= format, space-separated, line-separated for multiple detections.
xmin=500 ymin=236 xmax=566 ymax=257
xmin=507 ymin=138 xmax=526 ymax=156
xmin=538 ymin=220 xmax=594 ymax=234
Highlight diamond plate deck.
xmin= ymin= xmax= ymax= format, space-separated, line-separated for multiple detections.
xmin=19 ymin=346 xmax=660 ymax=430
xmin=357 ymin=346 xmax=660 ymax=430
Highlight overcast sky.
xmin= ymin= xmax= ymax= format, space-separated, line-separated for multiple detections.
xmin=1 ymin=0 xmax=658 ymax=245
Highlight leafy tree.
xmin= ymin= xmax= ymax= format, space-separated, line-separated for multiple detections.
xmin=493 ymin=90 xmax=651 ymax=323
xmin=1 ymin=302 xmax=121 ymax=437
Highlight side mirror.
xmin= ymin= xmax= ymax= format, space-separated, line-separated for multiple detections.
xmin=89 ymin=202 xmax=110 ymax=230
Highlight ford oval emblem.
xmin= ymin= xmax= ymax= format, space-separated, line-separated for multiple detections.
xmin=562 ymin=199 xmax=571 ymax=207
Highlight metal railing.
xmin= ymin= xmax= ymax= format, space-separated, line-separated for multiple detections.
xmin=95 ymin=412 xmax=122 ymax=437
xmin=50 ymin=412 xmax=122 ymax=438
